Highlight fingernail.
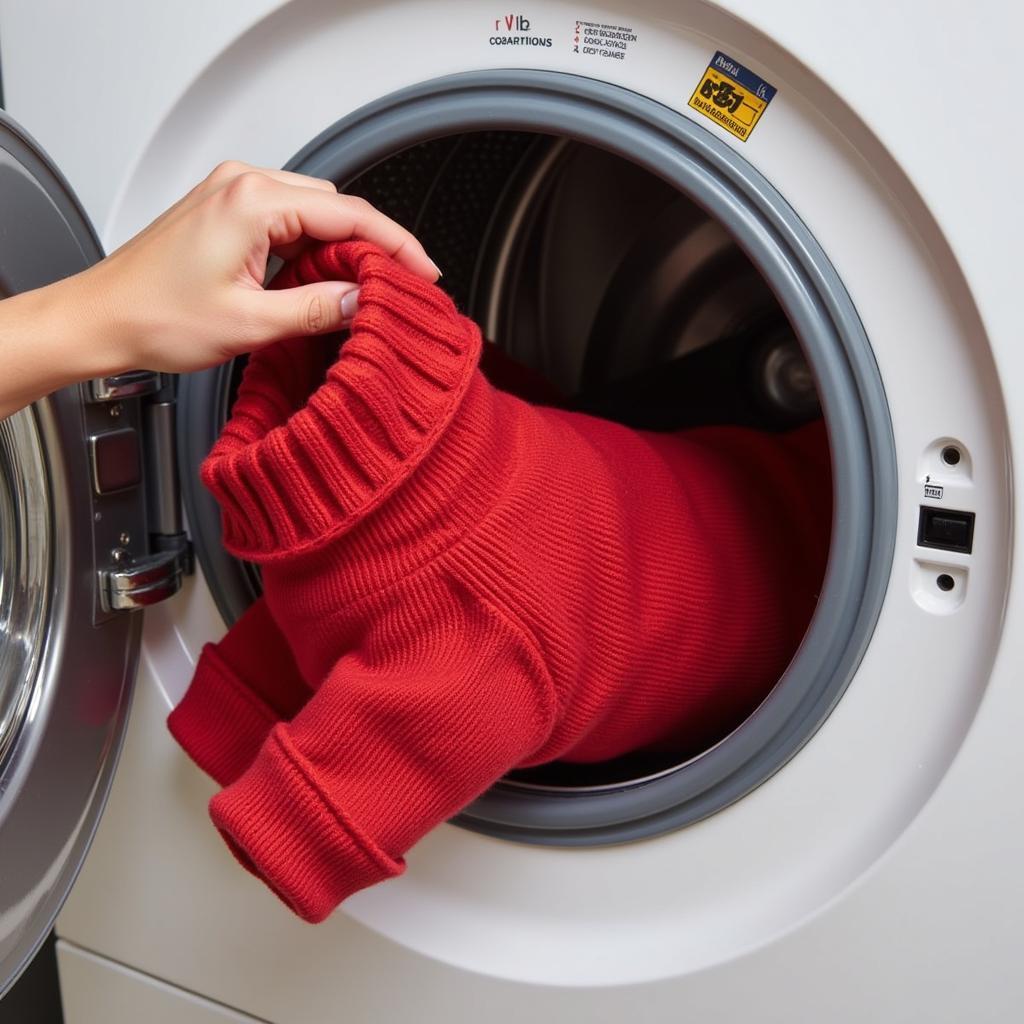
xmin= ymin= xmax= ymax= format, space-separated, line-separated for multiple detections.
xmin=429 ymin=259 xmax=443 ymax=279
xmin=340 ymin=288 xmax=360 ymax=319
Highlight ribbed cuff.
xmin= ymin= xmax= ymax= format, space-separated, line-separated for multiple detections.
xmin=167 ymin=645 xmax=279 ymax=788
xmin=201 ymin=242 xmax=482 ymax=562
xmin=208 ymin=724 xmax=405 ymax=923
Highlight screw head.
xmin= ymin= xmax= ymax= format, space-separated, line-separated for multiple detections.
xmin=109 ymin=403 xmax=123 ymax=418
xmin=119 ymin=532 xmax=131 ymax=546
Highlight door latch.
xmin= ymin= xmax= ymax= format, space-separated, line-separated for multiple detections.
xmin=90 ymin=370 xmax=162 ymax=402
xmin=99 ymin=547 xmax=190 ymax=612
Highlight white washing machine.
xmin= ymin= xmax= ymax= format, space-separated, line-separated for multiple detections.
xmin=0 ymin=1 xmax=1020 ymax=1021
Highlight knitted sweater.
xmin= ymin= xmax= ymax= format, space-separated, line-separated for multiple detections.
xmin=168 ymin=242 xmax=830 ymax=922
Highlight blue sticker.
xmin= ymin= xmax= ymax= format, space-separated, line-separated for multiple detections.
xmin=709 ymin=51 xmax=777 ymax=103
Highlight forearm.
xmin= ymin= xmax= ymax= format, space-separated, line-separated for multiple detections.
xmin=0 ymin=164 xmax=437 ymax=421
xmin=0 ymin=270 xmax=124 ymax=419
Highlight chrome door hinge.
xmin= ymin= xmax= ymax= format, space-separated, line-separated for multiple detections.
xmin=90 ymin=370 xmax=162 ymax=402
xmin=99 ymin=547 xmax=190 ymax=612
xmin=85 ymin=372 xmax=193 ymax=618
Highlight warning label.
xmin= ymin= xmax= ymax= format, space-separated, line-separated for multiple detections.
xmin=572 ymin=19 xmax=637 ymax=61
xmin=688 ymin=51 xmax=777 ymax=142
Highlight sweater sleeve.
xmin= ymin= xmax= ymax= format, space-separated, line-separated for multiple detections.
xmin=167 ymin=598 xmax=314 ymax=787
xmin=207 ymin=575 xmax=556 ymax=922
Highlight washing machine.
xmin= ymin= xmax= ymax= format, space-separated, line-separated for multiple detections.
xmin=0 ymin=1 xmax=1020 ymax=1020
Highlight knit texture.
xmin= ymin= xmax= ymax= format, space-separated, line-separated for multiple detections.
xmin=168 ymin=241 xmax=831 ymax=923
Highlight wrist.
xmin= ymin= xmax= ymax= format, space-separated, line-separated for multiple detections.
xmin=0 ymin=270 xmax=137 ymax=419
xmin=46 ymin=265 xmax=139 ymax=380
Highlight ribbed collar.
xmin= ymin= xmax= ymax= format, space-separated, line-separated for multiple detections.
xmin=201 ymin=242 xmax=482 ymax=562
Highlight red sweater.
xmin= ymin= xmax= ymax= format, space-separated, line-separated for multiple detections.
xmin=168 ymin=242 xmax=830 ymax=922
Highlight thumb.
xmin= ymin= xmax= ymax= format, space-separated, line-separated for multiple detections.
xmin=244 ymin=280 xmax=360 ymax=343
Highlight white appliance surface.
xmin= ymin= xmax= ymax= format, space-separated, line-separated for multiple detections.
xmin=0 ymin=1 xmax=1019 ymax=1020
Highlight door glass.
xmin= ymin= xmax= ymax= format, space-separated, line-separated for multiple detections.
xmin=0 ymin=409 xmax=51 ymax=767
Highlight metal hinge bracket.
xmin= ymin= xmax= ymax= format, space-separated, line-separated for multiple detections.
xmin=85 ymin=371 xmax=193 ymax=616
xmin=98 ymin=546 xmax=190 ymax=612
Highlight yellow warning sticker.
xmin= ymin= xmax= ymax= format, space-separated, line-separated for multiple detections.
xmin=688 ymin=51 xmax=777 ymax=142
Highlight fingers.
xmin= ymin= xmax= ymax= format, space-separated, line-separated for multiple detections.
xmin=120 ymin=163 xmax=340 ymax=251
xmin=238 ymin=279 xmax=360 ymax=347
xmin=284 ymin=188 xmax=439 ymax=282
xmin=187 ymin=163 xmax=441 ymax=281
xmin=215 ymin=174 xmax=440 ymax=282
xmin=270 ymin=237 xmax=319 ymax=262
xmin=151 ymin=162 xmax=338 ymax=232
xmin=202 ymin=160 xmax=338 ymax=198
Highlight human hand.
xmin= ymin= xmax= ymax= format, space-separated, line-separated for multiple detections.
xmin=66 ymin=161 xmax=440 ymax=376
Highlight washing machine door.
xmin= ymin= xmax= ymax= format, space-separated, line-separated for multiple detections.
xmin=0 ymin=112 xmax=187 ymax=997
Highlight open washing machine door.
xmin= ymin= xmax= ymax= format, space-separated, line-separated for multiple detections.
xmin=0 ymin=113 xmax=188 ymax=998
